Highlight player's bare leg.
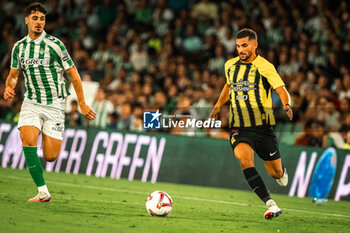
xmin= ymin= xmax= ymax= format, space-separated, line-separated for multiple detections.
xmin=42 ymin=133 xmax=62 ymax=162
xmin=264 ymin=158 xmax=288 ymax=186
xmin=20 ymin=126 xmax=51 ymax=202
xmin=233 ymin=142 xmax=254 ymax=169
xmin=234 ymin=142 xmax=281 ymax=219
xmin=20 ymin=126 xmax=40 ymax=147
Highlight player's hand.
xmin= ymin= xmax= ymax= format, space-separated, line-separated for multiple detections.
xmin=3 ymin=87 xmax=15 ymax=100
xmin=283 ymin=104 xmax=293 ymax=121
xmin=80 ymin=103 xmax=96 ymax=120
xmin=209 ymin=106 xmax=220 ymax=120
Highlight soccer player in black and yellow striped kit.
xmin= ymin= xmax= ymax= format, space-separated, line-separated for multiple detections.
xmin=210 ymin=28 xmax=293 ymax=220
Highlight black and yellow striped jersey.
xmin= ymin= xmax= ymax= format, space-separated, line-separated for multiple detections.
xmin=225 ymin=55 xmax=284 ymax=128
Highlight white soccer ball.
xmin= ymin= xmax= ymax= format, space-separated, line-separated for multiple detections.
xmin=146 ymin=191 xmax=173 ymax=217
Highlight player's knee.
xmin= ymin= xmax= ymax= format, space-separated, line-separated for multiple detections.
xmin=20 ymin=127 xmax=40 ymax=147
xmin=20 ymin=133 xmax=37 ymax=146
xmin=44 ymin=151 xmax=59 ymax=162
xmin=234 ymin=151 xmax=252 ymax=161
xmin=21 ymin=138 xmax=37 ymax=147
xmin=45 ymin=155 xmax=58 ymax=162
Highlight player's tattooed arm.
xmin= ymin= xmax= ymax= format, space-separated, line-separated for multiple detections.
xmin=210 ymin=83 xmax=230 ymax=119
xmin=65 ymin=66 xmax=96 ymax=120
xmin=3 ymin=68 xmax=19 ymax=100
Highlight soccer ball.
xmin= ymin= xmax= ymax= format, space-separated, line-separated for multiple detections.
xmin=146 ymin=191 xmax=173 ymax=217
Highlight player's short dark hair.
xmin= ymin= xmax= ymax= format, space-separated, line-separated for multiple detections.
xmin=236 ymin=28 xmax=257 ymax=40
xmin=25 ymin=2 xmax=47 ymax=17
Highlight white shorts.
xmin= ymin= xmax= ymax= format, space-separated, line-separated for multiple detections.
xmin=18 ymin=101 xmax=65 ymax=140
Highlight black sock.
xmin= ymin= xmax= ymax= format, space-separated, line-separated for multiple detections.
xmin=243 ymin=167 xmax=271 ymax=203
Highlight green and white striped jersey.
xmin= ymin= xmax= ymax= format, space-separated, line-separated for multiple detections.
xmin=11 ymin=31 xmax=74 ymax=109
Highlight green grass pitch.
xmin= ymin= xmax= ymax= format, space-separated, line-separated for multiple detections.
xmin=0 ymin=167 xmax=349 ymax=233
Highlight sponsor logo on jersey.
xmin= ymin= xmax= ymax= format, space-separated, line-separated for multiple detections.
xmin=235 ymin=95 xmax=248 ymax=100
xmin=20 ymin=58 xmax=47 ymax=65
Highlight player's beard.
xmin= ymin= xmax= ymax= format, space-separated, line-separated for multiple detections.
xmin=33 ymin=25 xmax=43 ymax=36
xmin=240 ymin=51 xmax=252 ymax=61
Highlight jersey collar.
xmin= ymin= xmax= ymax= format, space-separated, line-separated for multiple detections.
xmin=26 ymin=31 xmax=46 ymax=45
xmin=238 ymin=55 xmax=260 ymax=65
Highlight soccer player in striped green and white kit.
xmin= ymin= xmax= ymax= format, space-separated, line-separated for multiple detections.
xmin=3 ymin=2 xmax=96 ymax=202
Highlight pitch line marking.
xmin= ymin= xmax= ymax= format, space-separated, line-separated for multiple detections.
xmin=1 ymin=174 xmax=349 ymax=218
xmin=0 ymin=192 xmax=145 ymax=206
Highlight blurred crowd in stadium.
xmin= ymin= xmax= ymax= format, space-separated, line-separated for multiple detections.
xmin=1 ymin=0 xmax=350 ymax=149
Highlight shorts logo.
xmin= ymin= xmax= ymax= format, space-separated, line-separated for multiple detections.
xmin=231 ymin=136 xmax=236 ymax=145
xmin=231 ymin=130 xmax=239 ymax=145
xmin=232 ymin=129 xmax=239 ymax=137
xmin=143 ymin=110 xmax=161 ymax=129
xmin=269 ymin=151 xmax=277 ymax=156
xmin=52 ymin=123 xmax=64 ymax=132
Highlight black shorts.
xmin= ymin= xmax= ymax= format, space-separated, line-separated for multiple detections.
xmin=229 ymin=126 xmax=280 ymax=161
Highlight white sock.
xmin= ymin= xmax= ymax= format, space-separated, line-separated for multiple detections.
xmin=266 ymin=199 xmax=276 ymax=207
xmin=38 ymin=185 xmax=50 ymax=195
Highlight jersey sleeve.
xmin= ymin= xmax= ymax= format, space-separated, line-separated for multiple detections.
xmin=224 ymin=61 xmax=231 ymax=85
xmin=255 ymin=57 xmax=285 ymax=89
xmin=10 ymin=43 xmax=20 ymax=69
xmin=224 ymin=57 xmax=239 ymax=85
xmin=57 ymin=40 xmax=74 ymax=71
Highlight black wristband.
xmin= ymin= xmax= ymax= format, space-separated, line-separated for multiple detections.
xmin=285 ymin=104 xmax=291 ymax=108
